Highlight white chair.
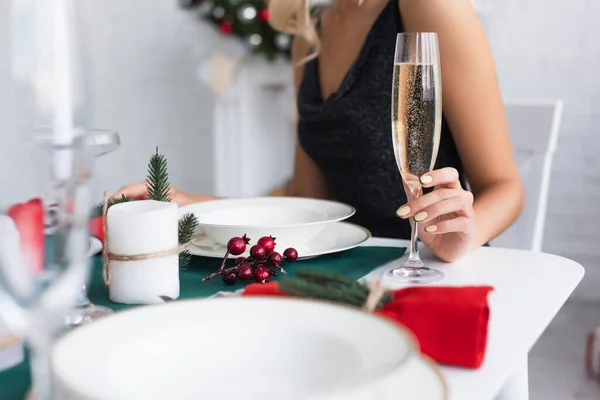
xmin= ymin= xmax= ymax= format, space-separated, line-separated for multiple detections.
xmin=491 ymin=99 xmax=564 ymax=253
xmin=493 ymin=99 xmax=564 ymax=400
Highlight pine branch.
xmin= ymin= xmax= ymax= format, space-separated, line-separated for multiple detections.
xmin=179 ymin=213 xmax=199 ymax=244
xmin=92 ymin=194 xmax=132 ymax=217
xmin=179 ymin=252 xmax=192 ymax=269
xmin=146 ymin=147 xmax=171 ymax=202
xmin=108 ymin=194 xmax=132 ymax=208
xmin=279 ymin=269 xmax=393 ymax=310
xmin=178 ymin=212 xmax=199 ymax=267
xmin=280 ymin=278 xmax=365 ymax=308
xmin=295 ymin=269 xmax=364 ymax=288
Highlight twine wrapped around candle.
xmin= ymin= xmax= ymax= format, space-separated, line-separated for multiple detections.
xmin=101 ymin=192 xmax=185 ymax=286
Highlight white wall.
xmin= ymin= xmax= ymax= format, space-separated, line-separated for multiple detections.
xmin=0 ymin=0 xmax=217 ymax=205
xmin=482 ymin=0 xmax=600 ymax=297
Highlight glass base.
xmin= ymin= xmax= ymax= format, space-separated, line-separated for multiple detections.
xmin=383 ymin=265 xmax=444 ymax=284
xmin=63 ymin=304 xmax=113 ymax=327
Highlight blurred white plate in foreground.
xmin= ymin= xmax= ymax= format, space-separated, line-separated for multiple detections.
xmin=51 ymin=297 xmax=445 ymax=399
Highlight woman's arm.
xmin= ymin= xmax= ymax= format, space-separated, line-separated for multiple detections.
xmin=399 ymin=0 xmax=525 ymax=247
xmin=271 ymin=36 xmax=330 ymax=199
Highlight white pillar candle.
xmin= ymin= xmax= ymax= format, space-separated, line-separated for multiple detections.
xmin=107 ymin=200 xmax=180 ymax=305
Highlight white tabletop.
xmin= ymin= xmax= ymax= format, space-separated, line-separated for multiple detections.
xmin=363 ymin=238 xmax=585 ymax=400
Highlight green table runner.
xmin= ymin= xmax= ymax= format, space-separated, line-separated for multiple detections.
xmin=0 ymin=246 xmax=405 ymax=399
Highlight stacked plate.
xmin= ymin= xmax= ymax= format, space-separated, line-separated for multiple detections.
xmin=179 ymin=197 xmax=370 ymax=259
xmin=51 ymin=297 xmax=447 ymax=399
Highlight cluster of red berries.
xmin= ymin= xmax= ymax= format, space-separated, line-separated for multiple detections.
xmin=202 ymin=234 xmax=298 ymax=285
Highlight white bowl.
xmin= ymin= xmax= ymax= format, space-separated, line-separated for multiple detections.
xmin=179 ymin=197 xmax=355 ymax=250
xmin=51 ymin=297 xmax=418 ymax=400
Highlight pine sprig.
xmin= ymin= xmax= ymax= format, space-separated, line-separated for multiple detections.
xmin=280 ymin=278 xmax=366 ymax=308
xmin=108 ymin=194 xmax=132 ymax=208
xmin=178 ymin=212 xmax=199 ymax=267
xmin=101 ymin=147 xmax=199 ymax=268
xmin=295 ymin=269 xmax=363 ymax=288
xmin=146 ymin=147 xmax=171 ymax=202
xmin=279 ymin=269 xmax=393 ymax=310
xmin=91 ymin=194 xmax=132 ymax=218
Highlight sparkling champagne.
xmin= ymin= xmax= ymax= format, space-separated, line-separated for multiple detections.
xmin=392 ymin=62 xmax=442 ymax=191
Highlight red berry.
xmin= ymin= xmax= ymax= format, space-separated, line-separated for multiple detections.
xmin=227 ymin=235 xmax=250 ymax=256
xmin=222 ymin=272 xmax=238 ymax=285
xmin=250 ymin=245 xmax=267 ymax=260
xmin=283 ymin=248 xmax=298 ymax=262
xmin=257 ymin=236 xmax=276 ymax=254
xmin=267 ymin=251 xmax=282 ymax=266
xmin=235 ymin=257 xmax=247 ymax=265
xmin=259 ymin=9 xmax=269 ymax=21
xmin=238 ymin=265 xmax=254 ymax=281
xmin=218 ymin=21 xmax=232 ymax=34
xmin=254 ymin=266 xmax=271 ymax=284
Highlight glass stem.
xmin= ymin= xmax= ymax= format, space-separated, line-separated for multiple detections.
xmin=407 ymin=188 xmax=422 ymax=266
xmin=28 ymin=333 xmax=52 ymax=400
xmin=74 ymin=284 xmax=91 ymax=308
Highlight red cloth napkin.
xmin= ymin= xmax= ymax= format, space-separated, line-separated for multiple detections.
xmin=243 ymin=282 xmax=493 ymax=369
xmin=90 ymin=216 xmax=104 ymax=243
xmin=7 ymin=198 xmax=45 ymax=274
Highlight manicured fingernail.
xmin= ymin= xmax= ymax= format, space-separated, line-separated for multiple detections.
xmin=420 ymin=175 xmax=433 ymax=185
xmin=396 ymin=206 xmax=411 ymax=217
xmin=425 ymin=225 xmax=438 ymax=233
xmin=414 ymin=211 xmax=428 ymax=222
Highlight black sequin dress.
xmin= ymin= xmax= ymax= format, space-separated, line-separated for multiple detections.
xmin=297 ymin=1 xmax=467 ymax=239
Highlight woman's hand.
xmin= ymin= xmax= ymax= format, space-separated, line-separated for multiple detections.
xmin=396 ymin=167 xmax=476 ymax=263
xmin=113 ymin=181 xmax=218 ymax=206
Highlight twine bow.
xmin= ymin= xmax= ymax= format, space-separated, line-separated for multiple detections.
xmin=101 ymin=192 xmax=185 ymax=285
xmin=361 ymin=279 xmax=387 ymax=313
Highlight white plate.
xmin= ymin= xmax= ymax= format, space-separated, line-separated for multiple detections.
xmin=87 ymin=237 xmax=102 ymax=258
xmin=187 ymin=222 xmax=371 ymax=260
xmin=179 ymin=197 xmax=355 ymax=250
xmin=389 ymin=354 xmax=448 ymax=400
xmin=51 ymin=297 xmax=424 ymax=400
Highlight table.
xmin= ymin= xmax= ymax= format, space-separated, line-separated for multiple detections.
xmin=366 ymin=237 xmax=585 ymax=400
xmin=0 ymin=237 xmax=584 ymax=400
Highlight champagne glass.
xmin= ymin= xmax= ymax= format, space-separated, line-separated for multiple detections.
xmin=63 ymin=129 xmax=120 ymax=326
xmin=384 ymin=32 xmax=444 ymax=284
xmin=0 ymin=135 xmax=92 ymax=400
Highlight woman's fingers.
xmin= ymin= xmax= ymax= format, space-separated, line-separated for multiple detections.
xmin=405 ymin=195 xmax=474 ymax=225
xmin=112 ymin=183 xmax=216 ymax=206
xmin=396 ymin=188 xmax=470 ymax=218
xmin=171 ymin=192 xmax=203 ymax=206
xmin=113 ymin=181 xmax=150 ymax=200
xmin=421 ymin=217 xmax=472 ymax=235
xmin=419 ymin=167 xmax=461 ymax=189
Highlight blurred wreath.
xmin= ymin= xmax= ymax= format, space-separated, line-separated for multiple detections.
xmin=179 ymin=0 xmax=295 ymax=61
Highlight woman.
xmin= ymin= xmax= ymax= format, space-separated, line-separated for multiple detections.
xmin=117 ymin=0 xmax=524 ymax=263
